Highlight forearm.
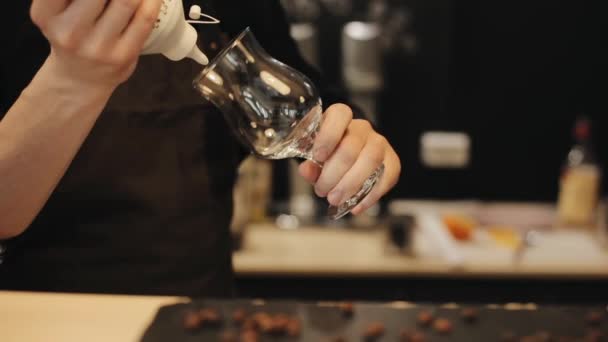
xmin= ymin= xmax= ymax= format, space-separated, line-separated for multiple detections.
xmin=0 ymin=58 xmax=114 ymax=238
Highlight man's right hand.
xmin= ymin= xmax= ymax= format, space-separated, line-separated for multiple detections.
xmin=0 ymin=0 xmax=162 ymax=238
xmin=30 ymin=0 xmax=162 ymax=93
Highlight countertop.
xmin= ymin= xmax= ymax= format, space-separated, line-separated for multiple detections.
xmin=0 ymin=291 xmax=181 ymax=342
xmin=233 ymin=222 xmax=608 ymax=279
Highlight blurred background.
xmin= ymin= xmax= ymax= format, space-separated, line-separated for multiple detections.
xmin=231 ymin=0 xmax=608 ymax=304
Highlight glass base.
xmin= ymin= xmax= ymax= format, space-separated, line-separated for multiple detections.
xmin=327 ymin=164 xmax=385 ymax=220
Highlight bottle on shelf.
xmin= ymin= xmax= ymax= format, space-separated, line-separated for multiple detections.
xmin=557 ymin=116 xmax=602 ymax=227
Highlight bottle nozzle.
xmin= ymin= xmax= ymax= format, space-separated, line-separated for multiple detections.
xmin=141 ymin=0 xmax=212 ymax=66
xmin=188 ymin=45 xmax=209 ymax=65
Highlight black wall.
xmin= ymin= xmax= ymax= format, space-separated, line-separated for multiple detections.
xmin=372 ymin=1 xmax=608 ymax=201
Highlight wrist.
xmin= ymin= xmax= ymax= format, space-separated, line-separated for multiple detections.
xmin=18 ymin=59 xmax=116 ymax=123
xmin=33 ymin=56 xmax=118 ymax=102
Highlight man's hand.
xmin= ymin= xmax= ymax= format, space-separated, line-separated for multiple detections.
xmin=0 ymin=0 xmax=163 ymax=238
xmin=30 ymin=0 xmax=162 ymax=92
xmin=299 ymin=104 xmax=401 ymax=215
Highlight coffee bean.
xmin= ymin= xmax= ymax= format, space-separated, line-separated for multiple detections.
xmin=417 ymin=310 xmax=434 ymax=327
xmin=182 ymin=310 xmax=201 ymax=331
xmin=500 ymin=331 xmax=517 ymax=342
xmin=534 ymin=330 xmax=552 ymax=342
xmin=252 ymin=312 xmax=274 ymax=333
xmin=270 ymin=313 xmax=290 ymax=334
xmin=286 ymin=318 xmax=301 ymax=337
xmin=363 ymin=322 xmax=385 ymax=340
xmin=461 ymin=307 xmax=479 ymax=323
xmin=232 ymin=308 xmax=247 ymax=325
xmin=584 ymin=329 xmax=605 ymax=342
xmin=218 ymin=330 xmax=237 ymax=342
xmin=399 ymin=329 xmax=427 ymax=342
xmin=242 ymin=317 xmax=258 ymax=331
xmin=433 ymin=318 xmax=453 ymax=334
xmin=339 ymin=302 xmax=354 ymax=317
xmin=240 ymin=329 xmax=259 ymax=342
xmin=587 ymin=311 xmax=605 ymax=326
xmin=409 ymin=331 xmax=428 ymax=342
xmin=399 ymin=329 xmax=410 ymax=341
xmin=330 ymin=336 xmax=348 ymax=342
xmin=199 ymin=308 xmax=222 ymax=327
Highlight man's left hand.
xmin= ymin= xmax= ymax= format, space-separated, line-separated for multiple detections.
xmin=299 ymin=104 xmax=401 ymax=215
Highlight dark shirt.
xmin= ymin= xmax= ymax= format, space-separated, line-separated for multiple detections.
xmin=0 ymin=0 xmax=347 ymax=296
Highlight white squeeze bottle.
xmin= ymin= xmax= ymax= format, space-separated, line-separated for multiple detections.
xmin=141 ymin=1 xmax=219 ymax=65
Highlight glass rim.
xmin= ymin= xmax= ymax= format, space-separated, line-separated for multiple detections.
xmin=193 ymin=26 xmax=252 ymax=86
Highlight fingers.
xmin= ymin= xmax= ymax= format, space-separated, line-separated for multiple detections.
xmin=59 ymin=0 xmax=108 ymax=34
xmin=30 ymin=0 xmax=70 ymax=28
xmin=33 ymin=1 xmax=107 ymax=49
xmin=85 ymin=0 xmax=159 ymax=64
xmin=314 ymin=121 xmax=368 ymax=197
xmin=313 ymin=104 xmax=352 ymax=163
xmin=33 ymin=0 xmax=151 ymax=58
xmin=326 ymin=134 xmax=387 ymax=206
xmin=117 ymin=0 xmax=162 ymax=56
xmin=306 ymin=107 xmax=401 ymax=216
xmin=91 ymin=0 xmax=142 ymax=44
xmin=351 ymin=148 xmax=401 ymax=215
xmin=298 ymin=161 xmax=322 ymax=184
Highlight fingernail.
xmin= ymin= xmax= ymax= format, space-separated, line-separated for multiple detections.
xmin=314 ymin=146 xmax=329 ymax=162
xmin=327 ymin=189 xmax=343 ymax=205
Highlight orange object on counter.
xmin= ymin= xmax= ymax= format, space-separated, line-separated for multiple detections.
xmin=487 ymin=226 xmax=522 ymax=249
xmin=442 ymin=214 xmax=476 ymax=241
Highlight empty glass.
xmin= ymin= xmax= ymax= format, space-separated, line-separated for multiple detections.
xmin=193 ymin=27 xmax=384 ymax=219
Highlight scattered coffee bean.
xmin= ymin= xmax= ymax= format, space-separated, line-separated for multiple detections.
xmin=182 ymin=310 xmax=201 ymax=331
xmin=399 ymin=329 xmax=413 ymax=341
xmin=409 ymin=331 xmax=428 ymax=342
xmin=339 ymin=302 xmax=354 ymax=317
xmin=587 ymin=311 xmax=605 ymax=326
xmin=433 ymin=318 xmax=453 ymax=334
xmin=242 ymin=317 xmax=258 ymax=331
xmin=461 ymin=307 xmax=479 ymax=323
xmin=417 ymin=310 xmax=434 ymax=327
xmin=499 ymin=331 xmax=518 ymax=342
xmin=535 ymin=330 xmax=552 ymax=342
xmin=198 ymin=308 xmax=222 ymax=327
xmin=240 ymin=329 xmax=259 ymax=342
xmin=232 ymin=308 xmax=247 ymax=325
xmin=218 ymin=330 xmax=238 ymax=342
xmin=330 ymin=336 xmax=348 ymax=342
xmin=270 ymin=313 xmax=290 ymax=334
xmin=500 ymin=331 xmax=518 ymax=341
xmin=400 ymin=329 xmax=426 ymax=342
xmin=520 ymin=335 xmax=538 ymax=342
xmin=253 ymin=312 xmax=274 ymax=333
xmin=363 ymin=322 xmax=385 ymax=340
xmin=286 ymin=318 xmax=301 ymax=337
xmin=584 ymin=329 xmax=605 ymax=342
xmin=242 ymin=312 xmax=302 ymax=336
